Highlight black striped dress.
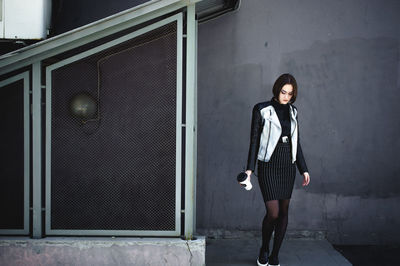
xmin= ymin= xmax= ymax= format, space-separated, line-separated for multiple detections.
xmin=257 ymin=142 xmax=296 ymax=201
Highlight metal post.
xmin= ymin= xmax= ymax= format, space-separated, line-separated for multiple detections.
xmin=184 ymin=3 xmax=197 ymax=240
xmin=193 ymin=17 xmax=198 ymax=234
xmin=32 ymin=62 xmax=42 ymax=238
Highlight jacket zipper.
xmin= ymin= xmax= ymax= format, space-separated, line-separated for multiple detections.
xmin=263 ymin=110 xmax=272 ymax=161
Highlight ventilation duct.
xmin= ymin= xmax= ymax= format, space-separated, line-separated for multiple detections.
xmin=0 ymin=0 xmax=51 ymax=40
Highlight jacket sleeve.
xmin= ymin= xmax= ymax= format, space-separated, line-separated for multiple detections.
xmin=296 ymin=112 xmax=309 ymax=175
xmin=246 ymin=104 xmax=262 ymax=171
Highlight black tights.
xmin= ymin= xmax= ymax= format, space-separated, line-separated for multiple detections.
xmin=261 ymin=199 xmax=290 ymax=259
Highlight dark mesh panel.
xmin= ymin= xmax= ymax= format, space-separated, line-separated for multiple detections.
xmin=50 ymin=22 xmax=177 ymax=231
xmin=0 ymin=79 xmax=25 ymax=230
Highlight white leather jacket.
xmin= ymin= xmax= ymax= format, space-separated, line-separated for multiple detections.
xmin=258 ymin=104 xmax=298 ymax=163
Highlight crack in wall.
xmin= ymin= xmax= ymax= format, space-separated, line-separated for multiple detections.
xmin=185 ymin=241 xmax=194 ymax=265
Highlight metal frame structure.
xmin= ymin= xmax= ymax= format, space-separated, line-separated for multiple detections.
xmin=0 ymin=71 xmax=30 ymax=235
xmin=184 ymin=3 xmax=197 ymax=239
xmin=0 ymin=0 xmax=198 ymax=239
xmin=0 ymin=0 xmax=192 ymax=75
xmin=45 ymin=14 xmax=183 ymax=236
xmin=46 ymin=13 xmax=183 ymax=236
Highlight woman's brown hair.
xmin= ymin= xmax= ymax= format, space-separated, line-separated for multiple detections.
xmin=272 ymin=73 xmax=298 ymax=103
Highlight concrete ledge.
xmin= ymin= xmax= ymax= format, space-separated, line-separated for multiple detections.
xmin=0 ymin=236 xmax=205 ymax=266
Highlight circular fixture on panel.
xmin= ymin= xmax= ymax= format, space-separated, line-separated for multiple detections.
xmin=70 ymin=93 xmax=97 ymax=120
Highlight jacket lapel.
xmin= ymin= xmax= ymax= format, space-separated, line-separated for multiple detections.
xmin=269 ymin=108 xmax=282 ymax=129
xmin=289 ymin=105 xmax=297 ymax=135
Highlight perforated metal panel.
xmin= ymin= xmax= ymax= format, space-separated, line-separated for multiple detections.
xmin=0 ymin=72 xmax=30 ymax=235
xmin=46 ymin=15 xmax=182 ymax=235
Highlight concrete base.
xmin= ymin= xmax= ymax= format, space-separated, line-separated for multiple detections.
xmin=0 ymin=236 xmax=205 ymax=266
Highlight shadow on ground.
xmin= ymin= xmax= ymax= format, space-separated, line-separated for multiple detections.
xmin=333 ymin=245 xmax=400 ymax=266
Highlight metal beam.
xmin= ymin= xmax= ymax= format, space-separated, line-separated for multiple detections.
xmin=32 ymin=62 xmax=42 ymax=238
xmin=193 ymin=16 xmax=198 ymax=235
xmin=0 ymin=0 xmax=187 ymax=75
xmin=184 ymin=3 xmax=197 ymax=240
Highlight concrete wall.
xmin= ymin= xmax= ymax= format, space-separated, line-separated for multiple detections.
xmin=0 ymin=237 xmax=205 ymax=266
xmin=196 ymin=0 xmax=400 ymax=244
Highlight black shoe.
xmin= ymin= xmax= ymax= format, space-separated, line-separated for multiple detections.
xmin=267 ymin=256 xmax=280 ymax=266
xmin=257 ymin=248 xmax=268 ymax=266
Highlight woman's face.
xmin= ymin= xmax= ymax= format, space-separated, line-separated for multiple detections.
xmin=278 ymin=84 xmax=293 ymax=104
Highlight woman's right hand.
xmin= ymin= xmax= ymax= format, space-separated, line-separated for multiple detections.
xmin=238 ymin=170 xmax=253 ymax=190
xmin=245 ymin=170 xmax=252 ymax=180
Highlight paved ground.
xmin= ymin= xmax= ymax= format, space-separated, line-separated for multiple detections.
xmin=206 ymin=238 xmax=352 ymax=266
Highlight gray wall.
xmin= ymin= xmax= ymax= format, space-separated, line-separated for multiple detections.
xmin=197 ymin=0 xmax=400 ymax=244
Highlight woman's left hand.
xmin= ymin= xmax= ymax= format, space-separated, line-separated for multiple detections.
xmin=302 ymin=172 xmax=310 ymax=186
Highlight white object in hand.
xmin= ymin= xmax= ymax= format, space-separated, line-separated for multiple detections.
xmin=240 ymin=176 xmax=252 ymax=191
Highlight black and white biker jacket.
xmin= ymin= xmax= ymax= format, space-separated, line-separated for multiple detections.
xmin=246 ymin=100 xmax=309 ymax=174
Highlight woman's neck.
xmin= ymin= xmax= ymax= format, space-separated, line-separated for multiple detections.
xmin=272 ymin=97 xmax=288 ymax=106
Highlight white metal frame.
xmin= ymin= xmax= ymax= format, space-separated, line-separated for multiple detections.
xmin=0 ymin=71 xmax=30 ymax=235
xmin=0 ymin=0 xmax=188 ymax=75
xmin=0 ymin=0 xmax=199 ymax=239
xmin=184 ymin=3 xmax=197 ymax=239
xmin=45 ymin=13 xmax=183 ymax=236
xmin=32 ymin=62 xmax=42 ymax=238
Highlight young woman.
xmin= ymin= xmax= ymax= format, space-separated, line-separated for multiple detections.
xmin=245 ymin=73 xmax=310 ymax=266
